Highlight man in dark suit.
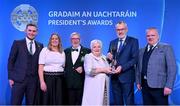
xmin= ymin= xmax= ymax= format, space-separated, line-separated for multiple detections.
xmin=136 ymin=27 xmax=176 ymax=105
xmin=64 ymin=32 xmax=91 ymax=105
xmin=107 ymin=21 xmax=139 ymax=105
xmin=8 ymin=23 xmax=43 ymax=105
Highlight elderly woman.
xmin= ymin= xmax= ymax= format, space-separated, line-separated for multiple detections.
xmin=38 ymin=33 xmax=65 ymax=105
xmin=81 ymin=39 xmax=113 ymax=105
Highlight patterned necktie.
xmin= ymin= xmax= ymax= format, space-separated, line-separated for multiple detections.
xmin=29 ymin=41 xmax=33 ymax=55
xmin=118 ymin=39 xmax=123 ymax=53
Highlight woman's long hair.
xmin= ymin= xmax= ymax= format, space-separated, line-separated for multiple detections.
xmin=48 ymin=33 xmax=63 ymax=53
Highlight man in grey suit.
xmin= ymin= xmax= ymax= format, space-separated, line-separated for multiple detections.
xmin=136 ymin=27 xmax=176 ymax=105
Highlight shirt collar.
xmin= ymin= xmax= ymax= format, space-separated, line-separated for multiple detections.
xmin=72 ymin=45 xmax=81 ymax=51
xmin=26 ymin=37 xmax=35 ymax=44
xmin=148 ymin=42 xmax=158 ymax=48
xmin=119 ymin=35 xmax=127 ymax=41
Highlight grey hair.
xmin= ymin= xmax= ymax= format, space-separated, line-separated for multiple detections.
xmin=70 ymin=32 xmax=80 ymax=38
xmin=90 ymin=39 xmax=103 ymax=49
xmin=146 ymin=27 xmax=159 ymax=35
xmin=115 ymin=21 xmax=128 ymax=28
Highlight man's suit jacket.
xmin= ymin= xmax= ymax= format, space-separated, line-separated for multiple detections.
xmin=136 ymin=43 xmax=176 ymax=89
xmin=64 ymin=46 xmax=91 ymax=89
xmin=108 ymin=36 xmax=139 ymax=83
xmin=8 ymin=39 xmax=43 ymax=82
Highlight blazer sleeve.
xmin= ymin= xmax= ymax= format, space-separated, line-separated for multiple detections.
xmin=135 ymin=49 xmax=141 ymax=85
xmin=165 ymin=45 xmax=177 ymax=89
xmin=108 ymin=41 xmax=112 ymax=53
xmin=8 ymin=40 xmax=18 ymax=80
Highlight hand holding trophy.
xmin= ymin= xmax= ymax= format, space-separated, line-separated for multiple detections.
xmin=111 ymin=58 xmax=122 ymax=74
xmin=111 ymin=59 xmax=117 ymax=72
xmin=107 ymin=45 xmax=117 ymax=74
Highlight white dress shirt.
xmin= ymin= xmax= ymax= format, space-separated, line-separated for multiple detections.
xmin=71 ymin=46 xmax=81 ymax=65
xmin=117 ymin=36 xmax=126 ymax=52
xmin=26 ymin=37 xmax=36 ymax=54
xmin=147 ymin=42 xmax=158 ymax=52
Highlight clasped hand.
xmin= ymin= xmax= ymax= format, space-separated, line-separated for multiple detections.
xmin=105 ymin=66 xmax=122 ymax=74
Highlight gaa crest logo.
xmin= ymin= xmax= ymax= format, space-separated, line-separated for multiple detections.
xmin=11 ymin=4 xmax=38 ymax=31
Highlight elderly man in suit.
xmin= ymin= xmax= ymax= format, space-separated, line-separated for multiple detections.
xmin=64 ymin=32 xmax=91 ymax=105
xmin=107 ymin=21 xmax=139 ymax=105
xmin=8 ymin=23 xmax=43 ymax=105
xmin=136 ymin=27 xmax=177 ymax=105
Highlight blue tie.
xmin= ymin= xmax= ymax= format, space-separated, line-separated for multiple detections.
xmin=118 ymin=39 xmax=123 ymax=53
xmin=29 ymin=41 xmax=33 ymax=55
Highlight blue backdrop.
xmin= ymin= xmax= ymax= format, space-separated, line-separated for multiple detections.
xmin=0 ymin=0 xmax=180 ymax=104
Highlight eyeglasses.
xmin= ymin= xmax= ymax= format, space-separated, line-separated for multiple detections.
xmin=146 ymin=35 xmax=156 ymax=37
xmin=71 ymin=38 xmax=80 ymax=40
xmin=116 ymin=28 xmax=126 ymax=31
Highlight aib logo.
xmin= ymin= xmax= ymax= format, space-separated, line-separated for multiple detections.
xmin=11 ymin=4 xmax=38 ymax=31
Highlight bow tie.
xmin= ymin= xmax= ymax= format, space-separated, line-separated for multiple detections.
xmin=71 ymin=48 xmax=78 ymax=52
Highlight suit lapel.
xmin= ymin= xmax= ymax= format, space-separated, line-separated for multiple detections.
xmin=121 ymin=36 xmax=129 ymax=52
xmin=67 ymin=48 xmax=74 ymax=65
xmin=117 ymin=36 xmax=129 ymax=55
xmin=148 ymin=43 xmax=160 ymax=61
xmin=150 ymin=43 xmax=159 ymax=55
xmin=112 ymin=39 xmax=118 ymax=52
xmin=23 ymin=39 xmax=41 ymax=56
xmin=34 ymin=41 xmax=40 ymax=55
xmin=74 ymin=46 xmax=84 ymax=66
xmin=22 ymin=39 xmax=29 ymax=54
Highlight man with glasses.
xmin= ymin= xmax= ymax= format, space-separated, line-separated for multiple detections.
xmin=107 ymin=21 xmax=139 ymax=105
xmin=64 ymin=32 xmax=91 ymax=105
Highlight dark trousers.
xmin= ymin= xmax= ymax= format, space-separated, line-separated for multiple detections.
xmin=67 ymin=88 xmax=83 ymax=105
xmin=11 ymin=76 xmax=37 ymax=105
xmin=111 ymin=78 xmax=134 ymax=105
xmin=142 ymin=79 xmax=168 ymax=105
xmin=41 ymin=74 xmax=64 ymax=105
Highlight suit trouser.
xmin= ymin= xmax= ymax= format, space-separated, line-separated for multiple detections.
xmin=111 ymin=78 xmax=134 ymax=105
xmin=11 ymin=75 xmax=37 ymax=105
xmin=67 ymin=88 xmax=83 ymax=105
xmin=141 ymin=79 xmax=168 ymax=105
